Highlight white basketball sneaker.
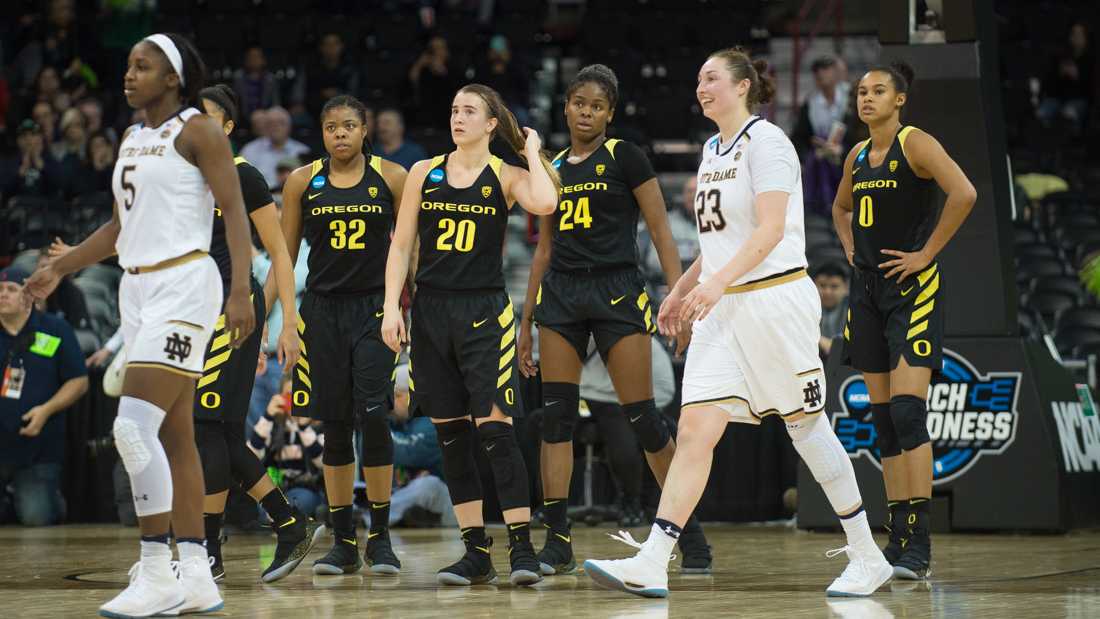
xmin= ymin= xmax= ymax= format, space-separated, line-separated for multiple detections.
xmin=99 ymin=556 xmax=185 ymax=618
xmin=177 ymin=555 xmax=224 ymax=615
xmin=825 ymin=544 xmax=894 ymax=597
xmin=583 ymin=530 xmax=672 ymax=598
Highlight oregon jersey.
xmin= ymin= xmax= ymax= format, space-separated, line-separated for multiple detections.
xmin=549 ymin=138 xmax=655 ymax=271
xmin=300 ymin=155 xmax=394 ymax=295
xmin=415 ymin=154 xmax=510 ymax=291
xmin=850 ymin=126 xmax=939 ymax=270
xmin=209 ymin=157 xmax=271 ymax=293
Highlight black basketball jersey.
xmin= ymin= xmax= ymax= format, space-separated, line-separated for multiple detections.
xmin=300 ymin=155 xmax=395 ymax=295
xmin=850 ymin=126 xmax=939 ymax=270
xmin=210 ymin=157 xmax=271 ymax=293
xmin=415 ymin=153 xmax=510 ymax=291
xmin=549 ymin=138 xmax=656 ymax=272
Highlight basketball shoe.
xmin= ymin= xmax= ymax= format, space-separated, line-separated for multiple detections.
xmin=177 ymin=553 xmax=224 ymax=615
xmin=312 ymin=528 xmax=363 ymax=575
xmin=583 ymin=529 xmax=672 ymax=598
xmin=262 ymin=509 xmax=320 ymax=583
xmin=893 ymin=510 xmax=931 ymax=580
xmin=437 ymin=531 xmax=497 ymax=586
xmin=537 ymin=526 xmax=576 ymax=575
xmin=99 ymin=555 xmax=185 ymax=618
xmin=825 ymin=541 xmax=893 ymax=597
xmin=364 ymin=528 xmax=402 ymax=575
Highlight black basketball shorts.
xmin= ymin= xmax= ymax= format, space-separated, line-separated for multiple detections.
xmin=194 ymin=279 xmax=265 ymax=423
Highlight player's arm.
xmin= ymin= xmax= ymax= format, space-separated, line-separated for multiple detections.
xmin=505 ymin=129 xmax=558 ymax=215
xmin=904 ymin=129 xmax=977 ymax=262
xmin=636 ymin=178 xmax=683 ymax=290
xmin=249 ymin=168 xmax=298 ymax=366
xmin=518 ymin=214 xmax=553 ymax=377
xmin=831 ymin=143 xmax=863 ymax=266
xmin=382 ymin=159 xmax=429 ymax=351
xmin=380 ymin=159 xmax=417 ymax=293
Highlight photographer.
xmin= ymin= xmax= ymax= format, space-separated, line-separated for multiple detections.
xmin=0 ymin=266 xmax=88 ymax=525
xmin=249 ymin=375 xmax=325 ymax=519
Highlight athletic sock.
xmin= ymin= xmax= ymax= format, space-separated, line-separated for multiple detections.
xmin=838 ymin=507 xmax=876 ymax=551
xmin=260 ymin=487 xmax=294 ymax=527
xmin=203 ymin=513 xmax=224 ymax=560
xmin=140 ymin=533 xmax=172 ymax=561
xmin=648 ymin=521 xmax=678 ymax=562
xmin=543 ymin=498 xmax=569 ymax=533
xmin=368 ymin=501 xmax=391 ymax=534
xmin=330 ymin=504 xmax=356 ymax=547
xmin=461 ymin=526 xmax=488 ymax=548
xmin=177 ymin=538 xmax=208 ymax=563
xmin=507 ymin=522 xmax=532 ymax=547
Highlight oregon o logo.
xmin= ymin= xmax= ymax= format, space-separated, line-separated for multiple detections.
xmin=505 ymin=387 xmax=515 ymax=406
xmin=913 ymin=339 xmax=932 ymax=357
xmin=200 ymin=392 xmax=221 ymax=409
xmin=293 ymin=390 xmax=310 ymax=407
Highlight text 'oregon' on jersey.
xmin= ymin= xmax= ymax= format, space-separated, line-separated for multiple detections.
xmin=850 ymin=126 xmax=939 ymax=270
xmin=299 ymin=155 xmax=395 ymax=295
xmin=549 ymin=138 xmax=656 ymax=272
xmin=415 ymin=153 xmax=510 ymax=292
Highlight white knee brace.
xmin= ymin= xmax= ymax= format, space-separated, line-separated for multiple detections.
xmin=114 ymin=396 xmax=172 ymax=517
xmin=787 ymin=413 xmax=862 ymax=514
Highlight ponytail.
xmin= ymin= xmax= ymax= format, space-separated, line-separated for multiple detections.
xmin=458 ymin=83 xmax=561 ymax=190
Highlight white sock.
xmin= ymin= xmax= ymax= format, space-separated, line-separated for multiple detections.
xmin=140 ymin=539 xmax=172 ymax=562
xmin=645 ymin=523 xmax=677 ymax=562
xmin=839 ymin=509 xmax=876 ymax=551
xmin=178 ymin=540 xmax=208 ymax=563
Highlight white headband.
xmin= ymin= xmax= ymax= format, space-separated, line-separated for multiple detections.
xmin=144 ymin=34 xmax=185 ymax=87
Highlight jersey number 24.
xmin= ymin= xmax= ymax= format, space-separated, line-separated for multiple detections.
xmin=695 ymin=189 xmax=726 ymax=233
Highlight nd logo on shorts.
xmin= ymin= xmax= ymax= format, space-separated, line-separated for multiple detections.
xmin=428 ymin=168 xmax=445 ymax=183
xmin=311 ymin=176 xmax=326 ymax=190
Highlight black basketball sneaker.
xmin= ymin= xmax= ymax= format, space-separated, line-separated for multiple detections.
xmin=364 ymin=529 xmax=401 ymax=575
xmin=437 ymin=534 xmax=497 ymax=586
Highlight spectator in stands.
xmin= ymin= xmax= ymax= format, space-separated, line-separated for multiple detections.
xmin=273 ymin=156 xmax=300 ymax=193
xmin=32 ymin=66 xmax=64 ymax=110
xmin=31 ymin=101 xmax=58 ymax=146
xmin=792 ymin=55 xmax=849 ymax=217
xmin=473 ymin=35 xmax=530 ymax=125
xmin=813 ymin=262 xmax=849 ymax=358
xmin=0 ymin=266 xmax=88 ymax=526
xmin=1037 ymin=22 xmax=1094 ymax=132
xmin=233 ymin=45 xmax=281 ymax=120
xmin=70 ymin=130 xmax=116 ymax=197
xmin=386 ymin=364 xmax=454 ymax=528
xmin=250 ymin=108 xmax=269 ymax=141
xmin=52 ymin=107 xmax=86 ymax=165
xmin=1 ymin=120 xmax=63 ymax=201
xmin=642 ymin=176 xmax=698 ymax=278
xmin=250 ymin=375 xmax=325 ymax=519
xmin=240 ymin=107 xmax=309 ymax=188
xmin=291 ymin=32 xmax=362 ymax=120
xmin=408 ymin=35 xmax=460 ymax=131
xmin=376 ymin=108 xmax=426 ymax=170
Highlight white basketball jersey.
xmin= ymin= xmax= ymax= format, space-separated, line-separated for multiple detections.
xmin=695 ymin=116 xmax=807 ymax=286
xmin=112 ymin=107 xmax=214 ymax=269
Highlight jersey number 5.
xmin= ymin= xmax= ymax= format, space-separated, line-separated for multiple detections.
xmin=858 ymin=195 xmax=874 ymax=228
xmin=695 ymin=189 xmax=726 ymax=233
xmin=330 ymin=219 xmax=367 ymax=250
xmin=437 ymin=218 xmax=476 ymax=252
xmin=121 ymin=165 xmax=137 ymax=210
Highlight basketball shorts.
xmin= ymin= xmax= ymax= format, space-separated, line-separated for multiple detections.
xmin=194 ymin=278 xmax=265 ymax=423
xmin=842 ymin=263 xmax=944 ymax=373
xmin=291 ymin=290 xmax=396 ymax=422
xmin=533 ymin=267 xmax=656 ymax=361
xmin=409 ymin=289 xmax=521 ymax=420
xmin=119 ymin=254 xmax=221 ymax=378
xmin=681 ymin=271 xmax=826 ymax=425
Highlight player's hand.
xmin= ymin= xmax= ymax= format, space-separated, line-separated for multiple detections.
xmin=276 ymin=323 xmax=300 ymax=368
xmin=679 ymin=279 xmax=724 ymax=324
xmin=224 ymin=287 xmax=256 ymax=348
xmin=381 ymin=306 xmax=406 ymax=353
xmin=48 ymin=237 xmax=73 ymax=259
xmin=672 ymin=328 xmax=691 ymax=359
xmin=878 ymin=248 xmax=932 ymax=283
xmin=19 ymin=405 xmax=50 ymax=437
xmin=25 ymin=261 xmax=62 ymax=301
xmin=517 ymin=320 xmax=537 ymax=378
xmin=657 ymin=288 xmax=684 ymax=336
xmin=522 ymin=127 xmax=543 ymax=154
xmin=86 ymin=348 xmax=112 ymax=368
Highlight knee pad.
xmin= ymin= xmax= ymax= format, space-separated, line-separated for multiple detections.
xmin=322 ymin=420 xmax=356 ymax=466
xmin=358 ymin=403 xmax=394 ymax=467
xmin=114 ymin=396 xmax=173 ymax=517
xmin=436 ymin=419 xmax=482 ymax=505
xmin=624 ymin=399 xmax=671 ymax=453
xmin=870 ymin=402 xmax=901 ymax=457
xmin=194 ymin=421 xmax=231 ymax=495
xmin=477 ymin=421 xmax=530 ymax=511
xmin=890 ymin=395 xmax=930 ymax=451
xmin=787 ymin=413 xmax=861 ymax=513
xmin=540 ymin=382 xmax=580 ymax=444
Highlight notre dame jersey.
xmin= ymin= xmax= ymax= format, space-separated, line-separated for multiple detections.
xmin=850 ymin=126 xmax=939 ymax=270
xmin=209 ymin=157 xmax=272 ymax=293
xmin=415 ymin=154 xmax=510 ymax=291
xmin=300 ymin=155 xmax=395 ymax=295
xmin=549 ymin=138 xmax=655 ymax=272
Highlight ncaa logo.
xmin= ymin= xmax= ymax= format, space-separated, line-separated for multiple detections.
xmin=369 ymin=186 xmax=378 ymax=199
xmin=552 ymin=159 xmax=562 ymax=169
xmin=481 ymin=185 xmax=492 ymax=198
xmin=833 ymin=349 xmax=1020 ymax=485
xmin=857 ymin=148 xmax=867 ymax=163
xmin=311 ymin=176 xmax=326 ymax=190
xmin=429 ymin=168 xmax=445 ymax=183
xmin=595 ymin=164 xmax=605 ymax=176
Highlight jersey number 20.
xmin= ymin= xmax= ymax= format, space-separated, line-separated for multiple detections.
xmin=695 ymin=189 xmax=726 ymax=233
xmin=437 ymin=218 xmax=476 ymax=252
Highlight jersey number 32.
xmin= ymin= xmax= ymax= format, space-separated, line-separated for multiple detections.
xmin=695 ymin=189 xmax=726 ymax=233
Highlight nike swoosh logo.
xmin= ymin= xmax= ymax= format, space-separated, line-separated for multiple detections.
xmin=630 ymin=415 xmax=642 ymax=422
xmin=341 ymin=538 xmax=357 ymax=546
xmin=308 ymin=192 xmax=323 ymax=200
xmin=544 ymin=499 xmax=561 ymax=505
xmin=472 ymin=319 xmax=488 ymax=328
xmin=900 ymin=286 xmax=914 ymax=296
xmin=424 ymin=187 xmax=440 ymax=194
xmin=509 ymin=524 xmax=525 ymax=530
xmin=367 ymin=532 xmax=380 ymax=539
xmin=278 ymin=516 xmax=297 ymax=528
xmin=371 ymin=503 xmax=389 ymax=509
xmin=610 ymin=295 xmax=626 ymax=306
xmin=486 ymin=443 xmax=496 ymax=451
xmin=375 ymin=310 xmax=384 ymax=318
xmin=555 ymin=533 xmax=571 ymax=543
xmin=443 ymin=439 xmax=457 ymax=446
xmin=852 ymin=167 xmax=860 ymax=175
xmin=367 ymin=405 xmax=381 ymax=413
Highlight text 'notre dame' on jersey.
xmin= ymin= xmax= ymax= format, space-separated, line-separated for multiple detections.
xmin=549 ymin=138 xmax=656 ymax=272
xmin=300 ymin=155 xmax=395 ymax=295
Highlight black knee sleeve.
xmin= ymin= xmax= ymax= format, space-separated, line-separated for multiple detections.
xmin=194 ymin=421 xmax=231 ymax=495
xmin=436 ymin=420 xmax=482 ymax=505
xmin=358 ymin=403 xmax=394 ymax=467
xmin=477 ymin=421 xmax=531 ymax=511
xmin=624 ymin=399 xmax=671 ymax=453
xmin=541 ymin=382 xmax=580 ymax=444
xmin=890 ymin=395 xmax=930 ymax=451
xmin=871 ymin=402 xmax=901 ymax=457
xmin=223 ymin=419 xmax=267 ymax=490
xmin=322 ymin=420 xmax=356 ymax=466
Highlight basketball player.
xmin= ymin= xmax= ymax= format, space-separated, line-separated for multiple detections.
xmin=833 ymin=61 xmax=976 ymax=580
xmin=381 ymin=84 xmax=558 ymax=586
xmin=583 ymin=48 xmax=892 ymax=598
xmin=27 ymin=34 xmax=255 ymax=616
xmin=193 ymin=83 xmax=315 ymax=583
xmin=279 ymin=95 xmax=407 ymax=576
xmin=515 ymin=64 xmax=711 ymax=576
